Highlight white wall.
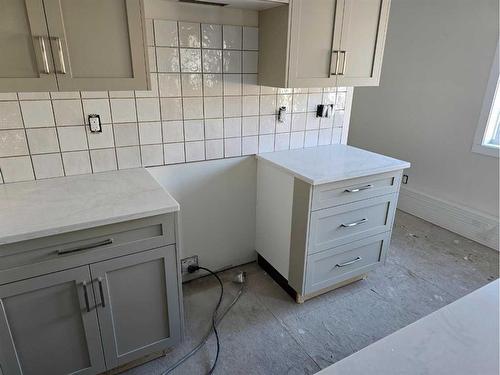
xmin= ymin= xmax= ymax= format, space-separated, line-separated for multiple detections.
xmin=149 ymin=157 xmax=257 ymax=275
xmin=348 ymin=0 xmax=499 ymax=249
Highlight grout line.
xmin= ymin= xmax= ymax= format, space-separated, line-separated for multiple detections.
xmin=16 ymin=93 xmax=37 ymax=180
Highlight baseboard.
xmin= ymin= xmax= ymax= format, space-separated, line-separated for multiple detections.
xmin=398 ymin=186 xmax=499 ymax=251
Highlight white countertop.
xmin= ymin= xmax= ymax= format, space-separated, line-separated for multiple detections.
xmin=0 ymin=168 xmax=179 ymax=245
xmin=317 ymin=280 xmax=500 ymax=375
xmin=257 ymin=145 xmax=410 ymax=185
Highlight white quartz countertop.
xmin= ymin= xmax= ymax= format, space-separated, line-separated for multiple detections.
xmin=257 ymin=145 xmax=410 ymax=185
xmin=316 ymin=280 xmax=500 ymax=375
xmin=0 ymin=168 xmax=179 ymax=245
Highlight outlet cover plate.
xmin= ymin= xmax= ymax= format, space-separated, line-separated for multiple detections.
xmin=181 ymin=255 xmax=199 ymax=273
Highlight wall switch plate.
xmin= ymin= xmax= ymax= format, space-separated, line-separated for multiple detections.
xmin=316 ymin=104 xmax=334 ymax=118
xmin=181 ymin=255 xmax=199 ymax=273
xmin=88 ymin=114 xmax=102 ymax=133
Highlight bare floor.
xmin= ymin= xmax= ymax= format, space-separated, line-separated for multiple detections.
xmin=125 ymin=211 xmax=499 ymax=375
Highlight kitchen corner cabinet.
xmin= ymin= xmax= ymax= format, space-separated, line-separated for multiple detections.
xmin=258 ymin=0 xmax=391 ymax=88
xmin=0 ymin=0 xmax=149 ymax=93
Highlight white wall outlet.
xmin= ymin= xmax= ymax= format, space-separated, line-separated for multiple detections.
xmin=88 ymin=114 xmax=102 ymax=133
xmin=181 ymin=255 xmax=199 ymax=273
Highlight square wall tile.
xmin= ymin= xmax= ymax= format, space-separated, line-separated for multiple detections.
xmin=26 ymin=128 xmax=60 ymax=154
xmin=318 ymin=128 xmax=333 ymax=145
xmin=0 ymin=156 xmax=34 ymax=183
xmin=0 ymin=102 xmax=23 ymax=129
xmin=139 ymin=122 xmax=162 ymax=145
xmin=223 ymin=51 xmax=242 ymax=73
xmin=259 ymin=115 xmax=276 ymax=134
xmin=183 ymin=97 xmax=204 ymax=119
xmin=308 ymin=93 xmax=323 ymax=112
xmin=110 ymin=99 xmax=137 ymax=123
xmin=154 ymin=20 xmax=178 ymax=47
xmin=114 ymin=123 xmax=139 ymax=147
xmin=242 ymin=74 xmax=259 ymax=95
xmin=156 ymin=47 xmax=180 ymax=72
xmin=53 ymin=100 xmax=84 ymax=126
xmin=242 ymin=116 xmax=259 ymax=136
xmin=205 ymin=118 xmax=223 ymax=139
xmin=292 ymin=94 xmax=308 ymax=113
xmin=291 ymin=113 xmax=307 ymax=131
xmin=259 ymin=134 xmax=275 ymax=153
xmin=224 ymin=137 xmax=241 ymax=157
xmin=159 ymin=73 xmax=182 ymax=97
xmin=0 ymin=93 xmax=18 ymax=101
xmin=81 ymin=91 xmax=108 ymax=99
xmin=116 ymin=146 xmax=141 ymax=169
xmin=20 ymin=100 xmax=54 ymax=128
xmin=0 ymin=129 xmax=28 ymax=157
xmin=224 ymin=97 xmax=241 ymax=117
xmin=141 ymin=144 xmax=164 ymax=166
xmin=261 ymin=86 xmax=277 ymax=95
xmin=32 ymin=153 xmax=64 ymax=179
xmin=82 ymin=99 xmax=111 ymax=124
xmin=87 ymin=124 xmax=114 ymax=149
xmin=185 ymin=141 xmax=205 ymax=162
xmin=243 ymin=96 xmax=259 ymax=116
xmin=205 ymin=139 xmax=223 ymax=159
xmin=204 ymin=97 xmax=223 ymax=118
xmin=136 ymin=98 xmax=160 ymax=122
xmin=334 ymin=110 xmax=345 ymax=127
xmin=224 ymin=117 xmax=241 ymax=138
xmin=224 ymin=74 xmax=242 ymax=96
xmin=202 ymin=50 xmax=222 ymax=73
xmin=181 ymin=74 xmax=203 ymax=97
xmin=161 ymin=98 xmax=183 ymax=120
xmin=18 ymin=92 xmax=50 ymax=100
xmin=184 ymin=119 xmax=204 ymax=141
xmin=109 ymin=91 xmax=134 ymax=99
xmin=276 ymin=114 xmax=291 ymax=133
xmin=305 ymin=130 xmax=319 ymax=147
xmin=62 ymin=151 xmax=92 ymax=176
xmin=136 ymin=73 xmax=159 ymax=98
xmin=179 ymin=22 xmax=201 ymax=48
xmin=180 ymin=49 xmax=202 ymax=73
xmin=148 ymin=47 xmax=157 ymax=72
xmin=242 ymin=136 xmax=258 ymax=155
xmin=260 ymin=95 xmax=276 ymax=115
xmin=162 ymin=120 xmax=184 ymax=143
xmin=306 ymin=111 xmax=320 ymax=130
xmin=164 ymin=143 xmax=185 ymax=164
xmin=275 ymin=133 xmax=290 ymax=151
xmin=90 ymin=148 xmax=117 ymax=172
xmin=242 ymin=51 xmax=258 ymax=74
xmin=58 ymin=126 xmax=88 ymax=152
xmin=203 ymin=74 xmax=223 ymax=96
xmin=243 ymin=27 xmax=258 ymax=50
xmin=290 ymin=131 xmax=305 ymax=149
xmin=332 ymin=127 xmax=343 ymax=144
xmin=223 ymin=25 xmax=242 ymax=50
xmin=336 ymin=92 xmax=346 ymax=109
xmin=202 ymin=24 xmax=222 ymax=49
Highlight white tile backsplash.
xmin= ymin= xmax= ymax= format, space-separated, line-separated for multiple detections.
xmin=0 ymin=20 xmax=350 ymax=183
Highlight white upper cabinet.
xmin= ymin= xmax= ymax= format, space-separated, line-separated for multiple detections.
xmin=0 ymin=0 xmax=149 ymax=92
xmin=258 ymin=0 xmax=391 ymax=88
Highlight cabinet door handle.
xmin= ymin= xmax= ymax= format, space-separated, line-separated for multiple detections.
xmin=335 ymin=256 xmax=362 ymax=268
xmin=344 ymin=184 xmax=373 ymax=193
xmin=57 ymin=239 xmax=113 ymax=255
xmin=97 ymin=277 xmax=106 ymax=308
xmin=53 ymin=37 xmax=67 ymax=74
xmin=330 ymin=50 xmax=340 ymax=76
xmin=339 ymin=50 xmax=347 ymax=75
xmin=38 ymin=36 xmax=50 ymax=74
xmin=340 ymin=218 xmax=367 ymax=228
xmin=82 ymin=281 xmax=91 ymax=312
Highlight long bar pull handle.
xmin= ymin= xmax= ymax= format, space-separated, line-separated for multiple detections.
xmin=97 ymin=278 xmax=106 ymax=308
xmin=82 ymin=281 xmax=91 ymax=312
xmin=339 ymin=50 xmax=347 ymax=75
xmin=53 ymin=37 xmax=66 ymax=74
xmin=344 ymin=184 xmax=373 ymax=193
xmin=38 ymin=36 xmax=50 ymax=74
xmin=57 ymin=238 xmax=113 ymax=256
xmin=340 ymin=218 xmax=368 ymax=228
xmin=330 ymin=50 xmax=340 ymax=76
xmin=335 ymin=257 xmax=362 ymax=268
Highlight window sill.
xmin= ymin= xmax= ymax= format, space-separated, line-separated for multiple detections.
xmin=471 ymin=143 xmax=499 ymax=158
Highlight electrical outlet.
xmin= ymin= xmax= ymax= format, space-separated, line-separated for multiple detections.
xmin=181 ymin=255 xmax=199 ymax=273
xmin=402 ymin=174 xmax=409 ymax=184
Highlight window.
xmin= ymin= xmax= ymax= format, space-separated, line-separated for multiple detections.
xmin=473 ymin=42 xmax=500 ymax=157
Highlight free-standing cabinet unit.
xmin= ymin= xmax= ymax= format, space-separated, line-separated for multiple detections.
xmin=0 ymin=0 xmax=149 ymax=92
xmin=258 ymin=0 xmax=391 ymax=88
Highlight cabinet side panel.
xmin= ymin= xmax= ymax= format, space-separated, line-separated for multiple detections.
xmin=255 ymin=161 xmax=294 ymax=279
xmin=288 ymin=178 xmax=311 ymax=294
xmin=258 ymin=5 xmax=290 ymax=87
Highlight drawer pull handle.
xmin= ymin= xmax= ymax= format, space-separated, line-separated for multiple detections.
xmin=57 ymin=238 xmax=113 ymax=255
xmin=344 ymin=184 xmax=373 ymax=193
xmin=335 ymin=257 xmax=362 ymax=268
xmin=340 ymin=218 xmax=367 ymax=228
xmin=97 ymin=277 xmax=106 ymax=308
xmin=82 ymin=281 xmax=91 ymax=312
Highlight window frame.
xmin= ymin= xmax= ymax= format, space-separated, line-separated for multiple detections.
xmin=472 ymin=41 xmax=499 ymax=158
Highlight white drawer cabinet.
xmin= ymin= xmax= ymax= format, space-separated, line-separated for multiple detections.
xmin=255 ymin=145 xmax=410 ymax=303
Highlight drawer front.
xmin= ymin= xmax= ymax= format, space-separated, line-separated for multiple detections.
xmin=308 ymin=194 xmax=397 ymax=254
xmin=305 ymin=232 xmax=390 ymax=294
xmin=312 ymin=171 xmax=402 ymax=211
xmin=0 ymin=214 xmax=175 ymax=284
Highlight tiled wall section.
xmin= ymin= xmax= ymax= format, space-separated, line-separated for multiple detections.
xmin=0 ymin=20 xmax=350 ymax=184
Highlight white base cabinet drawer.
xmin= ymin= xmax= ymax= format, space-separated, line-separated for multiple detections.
xmin=305 ymin=232 xmax=391 ymax=294
xmin=312 ymin=172 xmax=401 ymax=210
xmin=308 ymin=194 xmax=397 ymax=254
